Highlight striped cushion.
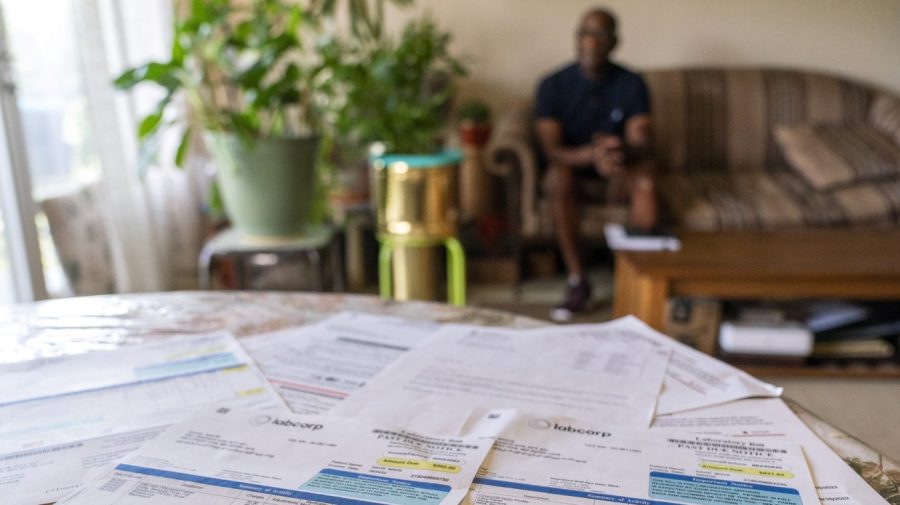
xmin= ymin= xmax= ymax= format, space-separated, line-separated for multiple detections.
xmin=660 ymin=172 xmax=899 ymax=231
xmin=870 ymin=94 xmax=900 ymax=147
xmin=775 ymin=124 xmax=900 ymax=190
xmin=643 ymin=69 xmax=874 ymax=174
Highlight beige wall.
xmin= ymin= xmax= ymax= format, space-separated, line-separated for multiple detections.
xmin=386 ymin=0 xmax=900 ymax=112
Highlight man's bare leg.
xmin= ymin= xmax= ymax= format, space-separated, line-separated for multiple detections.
xmin=545 ymin=164 xmax=593 ymax=322
xmin=544 ymin=163 xmax=583 ymax=278
xmin=625 ymin=161 xmax=658 ymax=230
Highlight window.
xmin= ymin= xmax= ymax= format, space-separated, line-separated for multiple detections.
xmin=1 ymin=0 xmax=105 ymax=297
xmin=0 ymin=210 xmax=12 ymax=304
xmin=0 ymin=0 xmax=175 ymax=301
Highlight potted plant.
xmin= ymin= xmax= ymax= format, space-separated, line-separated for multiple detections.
xmin=323 ymin=17 xmax=467 ymax=232
xmin=457 ymin=99 xmax=492 ymax=147
xmin=327 ymin=18 xmax=466 ymax=158
xmin=114 ymin=0 xmax=332 ymax=238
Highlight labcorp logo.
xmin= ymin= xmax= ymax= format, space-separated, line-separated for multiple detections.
xmin=528 ymin=418 xmax=610 ymax=437
xmin=553 ymin=423 xmax=610 ymax=437
xmin=250 ymin=415 xmax=272 ymax=426
xmin=271 ymin=419 xmax=323 ymax=431
xmin=248 ymin=415 xmax=323 ymax=430
xmin=528 ymin=418 xmax=552 ymax=430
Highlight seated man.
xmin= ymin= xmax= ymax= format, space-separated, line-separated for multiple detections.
xmin=535 ymin=6 xmax=658 ymax=322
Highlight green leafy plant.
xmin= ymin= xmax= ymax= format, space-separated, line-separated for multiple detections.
xmin=324 ymin=17 xmax=467 ymax=154
xmin=457 ymin=99 xmax=491 ymax=124
xmin=309 ymin=0 xmax=413 ymax=44
xmin=113 ymin=0 xmax=331 ymax=167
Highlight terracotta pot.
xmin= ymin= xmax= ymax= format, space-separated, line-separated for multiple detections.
xmin=459 ymin=122 xmax=491 ymax=147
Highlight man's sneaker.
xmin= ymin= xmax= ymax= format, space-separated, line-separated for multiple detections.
xmin=550 ymin=277 xmax=592 ymax=323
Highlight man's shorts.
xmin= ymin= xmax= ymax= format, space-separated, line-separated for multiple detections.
xmin=550 ymin=164 xmax=629 ymax=204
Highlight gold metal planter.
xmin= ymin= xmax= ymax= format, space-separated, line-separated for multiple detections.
xmin=373 ymin=152 xmax=461 ymax=239
xmin=372 ymin=150 xmax=465 ymax=304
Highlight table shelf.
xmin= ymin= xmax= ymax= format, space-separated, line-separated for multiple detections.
xmin=728 ymin=360 xmax=900 ymax=379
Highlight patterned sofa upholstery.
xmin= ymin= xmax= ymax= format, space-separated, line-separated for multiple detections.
xmin=487 ymin=67 xmax=900 ymax=255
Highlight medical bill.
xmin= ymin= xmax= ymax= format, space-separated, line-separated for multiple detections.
xmin=241 ymin=312 xmax=438 ymax=414
xmin=523 ymin=316 xmax=783 ymax=414
xmin=58 ymin=407 xmax=511 ymax=505
xmin=333 ymin=323 xmax=670 ymax=432
xmin=464 ymin=411 xmax=821 ymax=505
xmin=0 ymin=332 xmax=285 ymax=505
xmin=653 ymin=398 xmax=890 ymax=505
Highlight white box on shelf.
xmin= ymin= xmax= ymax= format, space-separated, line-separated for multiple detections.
xmin=719 ymin=321 xmax=814 ymax=357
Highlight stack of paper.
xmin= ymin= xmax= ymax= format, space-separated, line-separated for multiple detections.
xmin=1 ymin=312 xmax=889 ymax=505
xmin=0 ymin=332 xmax=285 ymax=505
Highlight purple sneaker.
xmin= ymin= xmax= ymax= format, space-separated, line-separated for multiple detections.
xmin=550 ymin=277 xmax=592 ymax=322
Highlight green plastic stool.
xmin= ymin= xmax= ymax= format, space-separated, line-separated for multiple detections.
xmin=378 ymin=234 xmax=466 ymax=307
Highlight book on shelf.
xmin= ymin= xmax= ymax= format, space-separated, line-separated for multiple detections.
xmin=804 ymin=301 xmax=871 ymax=333
xmin=812 ymin=339 xmax=896 ymax=360
xmin=815 ymin=318 xmax=900 ymax=341
xmin=717 ymin=350 xmax=808 ymax=366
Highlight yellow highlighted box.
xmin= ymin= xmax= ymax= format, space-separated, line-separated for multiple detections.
xmin=378 ymin=458 xmax=461 ymax=474
xmin=701 ymin=462 xmax=794 ymax=479
xmin=238 ymin=387 xmax=265 ymax=396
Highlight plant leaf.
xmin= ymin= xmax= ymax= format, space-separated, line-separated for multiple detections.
xmin=114 ymin=61 xmax=182 ymax=91
xmin=138 ymin=112 xmax=163 ymax=139
xmin=175 ymin=127 xmax=193 ymax=168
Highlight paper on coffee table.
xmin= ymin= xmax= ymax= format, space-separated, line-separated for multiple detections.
xmin=0 ymin=332 xmax=285 ymax=505
xmin=241 ymin=311 xmax=438 ymax=413
xmin=463 ymin=410 xmax=820 ymax=505
xmin=59 ymin=407 xmax=513 ymax=505
xmin=652 ymin=398 xmax=890 ymax=505
xmin=333 ymin=324 xmax=670 ymax=432
xmin=524 ymin=316 xmax=783 ymax=414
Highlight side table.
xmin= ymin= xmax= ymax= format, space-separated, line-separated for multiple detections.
xmin=199 ymin=225 xmax=343 ymax=291
xmin=613 ymin=229 xmax=900 ymax=378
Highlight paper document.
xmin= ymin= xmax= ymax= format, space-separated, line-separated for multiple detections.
xmin=529 ymin=316 xmax=782 ymax=414
xmin=0 ymin=333 xmax=285 ymax=505
xmin=0 ymin=330 xmax=255 ymax=406
xmin=59 ymin=406 xmax=510 ymax=505
xmin=604 ymin=223 xmax=681 ymax=251
xmin=653 ymin=398 xmax=890 ymax=505
xmin=463 ymin=411 xmax=820 ymax=505
xmin=242 ymin=311 xmax=438 ymax=413
xmin=333 ymin=324 xmax=670 ymax=432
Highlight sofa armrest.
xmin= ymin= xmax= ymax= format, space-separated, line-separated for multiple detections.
xmin=486 ymin=104 xmax=541 ymax=237
xmin=869 ymin=93 xmax=900 ymax=147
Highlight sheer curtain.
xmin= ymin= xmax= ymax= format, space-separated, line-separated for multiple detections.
xmin=75 ymin=0 xmax=205 ymax=292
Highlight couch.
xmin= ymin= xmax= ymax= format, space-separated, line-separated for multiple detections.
xmin=486 ymin=67 xmax=900 ymax=280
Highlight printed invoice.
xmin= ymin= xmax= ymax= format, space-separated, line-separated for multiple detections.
xmin=523 ymin=316 xmax=783 ymax=414
xmin=333 ymin=323 xmax=670 ymax=432
xmin=464 ymin=411 xmax=821 ymax=505
xmin=0 ymin=332 xmax=284 ymax=505
xmin=241 ymin=312 xmax=438 ymax=414
xmin=653 ymin=398 xmax=889 ymax=505
xmin=58 ymin=407 xmax=510 ymax=505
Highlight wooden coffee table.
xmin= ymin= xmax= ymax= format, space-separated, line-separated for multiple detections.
xmin=613 ymin=228 xmax=900 ymax=376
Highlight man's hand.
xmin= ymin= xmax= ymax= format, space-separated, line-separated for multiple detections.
xmin=592 ymin=133 xmax=625 ymax=177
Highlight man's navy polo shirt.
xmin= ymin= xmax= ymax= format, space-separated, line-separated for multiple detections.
xmin=535 ymin=62 xmax=650 ymax=147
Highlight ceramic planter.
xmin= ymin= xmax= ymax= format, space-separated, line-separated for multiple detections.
xmin=206 ymin=133 xmax=320 ymax=238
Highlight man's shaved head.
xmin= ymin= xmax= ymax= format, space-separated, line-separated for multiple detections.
xmin=576 ymin=7 xmax=619 ymax=77
xmin=581 ymin=7 xmax=617 ymax=35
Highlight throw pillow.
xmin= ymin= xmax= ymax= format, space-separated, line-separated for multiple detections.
xmin=774 ymin=123 xmax=900 ymax=190
xmin=870 ymin=94 xmax=900 ymax=147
